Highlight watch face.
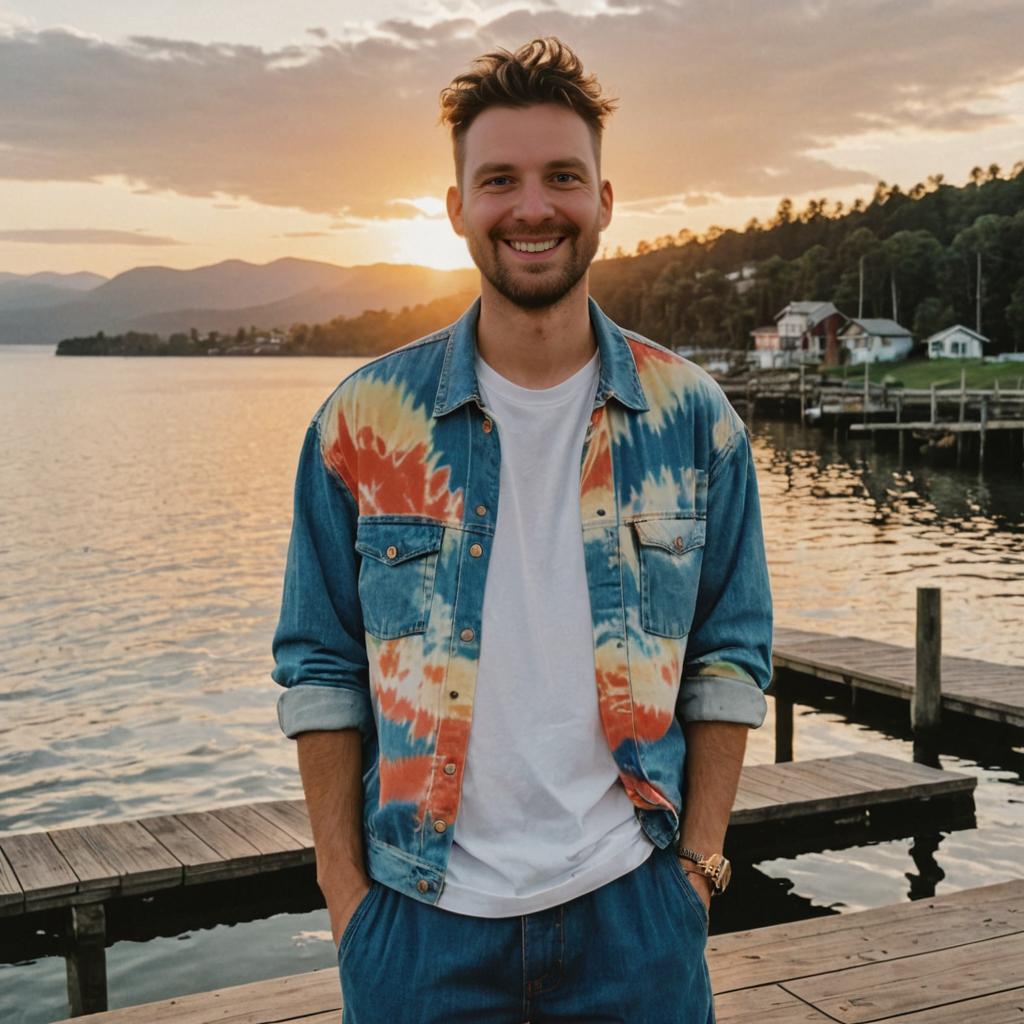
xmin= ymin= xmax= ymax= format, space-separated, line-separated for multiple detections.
xmin=718 ymin=858 xmax=732 ymax=892
xmin=707 ymin=853 xmax=731 ymax=893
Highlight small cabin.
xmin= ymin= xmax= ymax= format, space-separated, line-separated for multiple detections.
xmin=839 ymin=318 xmax=913 ymax=364
xmin=924 ymin=325 xmax=989 ymax=359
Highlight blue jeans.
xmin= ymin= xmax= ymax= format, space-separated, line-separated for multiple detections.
xmin=338 ymin=841 xmax=715 ymax=1023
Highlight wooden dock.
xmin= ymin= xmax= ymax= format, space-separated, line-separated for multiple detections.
xmin=773 ymin=625 xmax=1024 ymax=731
xmin=0 ymin=754 xmax=977 ymax=1015
xmin=54 ymin=879 xmax=1024 ymax=1023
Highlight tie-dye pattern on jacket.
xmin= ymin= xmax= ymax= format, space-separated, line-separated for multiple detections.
xmin=272 ymin=295 xmax=773 ymax=905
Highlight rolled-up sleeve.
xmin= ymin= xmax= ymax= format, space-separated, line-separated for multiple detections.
xmin=271 ymin=422 xmax=374 ymax=740
xmin=677 ymin=425 xmax=773 ymax=727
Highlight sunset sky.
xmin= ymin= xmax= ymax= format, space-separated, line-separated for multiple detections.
xmin=1 ymin=0 xmax=1023 ymax=278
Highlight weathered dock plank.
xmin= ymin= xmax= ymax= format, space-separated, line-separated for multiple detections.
xmin=210 ymin=804 xmax=309 ymax=866
xmin=773 ymin=625 xmax=1024 ymax=729
xmin=730 ymin=753 xmax=974 ymax=827
xmin=50 ymin=822 xmax=182 ymax=898
xmin=0 ymin=847 xmax=24 ymax=913
xmin=55 ymin=880 xmax=1024 ymax=1023
xmin=136 ymin=813 xmax=225 ymax=881
xmin=0 ymin=831 xmax=79 ymax=908
xmin=171 ymin=810 xmax=263 ymax=880
xmin=784 ymin=931 xmax=1024 ymax=1023
xmin=708 ymin=880 xmax=1024 ymax=991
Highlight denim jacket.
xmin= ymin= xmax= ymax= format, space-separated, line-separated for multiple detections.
xmin=272 ymin=295 xmax=773 ymax=905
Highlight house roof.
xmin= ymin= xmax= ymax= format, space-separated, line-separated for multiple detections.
xmin=924 ymin=324 xmax=990 ymax=345
xmin=751 ymin=325 xmax=779 ymax=335
xmin=840 ymin=318 xmax=912 ymax=338
xmin=773 ymin=301 xmax=842 ymax=327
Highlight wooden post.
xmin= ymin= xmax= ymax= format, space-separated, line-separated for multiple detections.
xmin=979 ymin=397 xmax=988 ymax=468
xmin=896 ymin=393 xmax=905 ymax=462
xmin=863 ymin=360 xmax=869 ymax=426
xmin=930 ymin=382 xmax=937 ymax=424
xmin=799 ymin=363 xmax=806 ymax=425
xmin=66 ymin=903 xmax=108 ymax=1015
xmin=774 ymin=678 xmax=793 ymax=763
xmin=913 ymin=587 xmax=942 ymax=737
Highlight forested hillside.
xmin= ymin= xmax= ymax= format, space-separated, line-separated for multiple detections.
xmin=590 ymin=162 xmax=1024 ymax=351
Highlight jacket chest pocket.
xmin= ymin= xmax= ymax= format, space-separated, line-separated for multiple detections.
xmin=354 ymin=520 xmax=444 ymax=640
xmin=632 ymin=517 xmax=705 ymax=639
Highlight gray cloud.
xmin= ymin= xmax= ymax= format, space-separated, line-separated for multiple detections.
xmin=0 ymin=2 xmax=1022 ymax=219
xmin=0 ymin=228 xmax=182 ymax=245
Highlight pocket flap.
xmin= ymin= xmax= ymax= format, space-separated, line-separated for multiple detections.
xmin=633 ymin=517 xmax=705 ymax=556
xmin=355 ymin=520 xmax=444 ymax=565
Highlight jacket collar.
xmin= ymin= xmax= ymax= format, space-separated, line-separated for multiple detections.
xmin=432 ymin=294 xmax=649 ymax=418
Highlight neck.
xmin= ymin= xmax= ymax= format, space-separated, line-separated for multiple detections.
xmin=475 ymin=276 xmax=597 ymax=390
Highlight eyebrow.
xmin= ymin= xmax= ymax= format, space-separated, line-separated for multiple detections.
xmin=472 ymin=157 xmax=590 ymax=181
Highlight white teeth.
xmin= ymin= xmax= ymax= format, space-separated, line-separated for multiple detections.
xmin=509 ymin=238 xmax=560 ymax=253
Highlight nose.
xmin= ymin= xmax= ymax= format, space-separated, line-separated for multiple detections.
xmin=512 ymin=177 xmax=556 ymax=223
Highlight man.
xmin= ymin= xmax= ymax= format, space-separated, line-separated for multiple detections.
xmin=272 ymin=36 xmax=772 ymax=1024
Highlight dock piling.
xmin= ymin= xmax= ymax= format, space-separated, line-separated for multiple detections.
xmin=65 ymin=903 xmax=107 ymax=1016
xmin=774 ymin=678 xmax=794 ymax=763
xmin=913 ymin=587 xmax=942 ymax=738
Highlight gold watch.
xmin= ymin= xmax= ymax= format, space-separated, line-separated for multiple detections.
xmin=676 ymin=844 xmax=732 ymax=895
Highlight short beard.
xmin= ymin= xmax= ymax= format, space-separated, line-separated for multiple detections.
xmin=468 ymin=217 xmax=601 ymax=311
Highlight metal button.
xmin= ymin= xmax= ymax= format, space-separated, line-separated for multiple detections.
xmin=433 ymin=820 xmax=447 ymax=833
xmin=673 ymin=536 xmax=684 ymax=551
xmin=469 ymin=543 xmax=482 ymax=557
xmin=596 ymin=508 xmax=606 ymax=516
xmin=449 ymin=690 xmax=459 ymax=699
xmin=482 ymin=418 xmax=493 ymax=433
xmin=443 ymin=763 xmax=457 ymax=775
xmin=475 ymin=504 xmax=487 ymax=516
xmin=386 ymin=544 xmax=398 ymax=559
xmin=416 ymin=879 xmax=429 ymax=893
xmin=460 ymin=627 xmax=475 ymax=643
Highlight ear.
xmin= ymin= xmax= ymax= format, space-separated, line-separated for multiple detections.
xmin=446 ymin=185 xmax=464 ymax=237
xmin=599 ymin=178 xmax=613 ymax=232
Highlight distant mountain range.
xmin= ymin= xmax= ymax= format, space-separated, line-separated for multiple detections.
xmin=0 ymin=258 xmax=478 ymax=344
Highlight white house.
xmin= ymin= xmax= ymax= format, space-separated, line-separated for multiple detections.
xmin=749 ymin=325 xmax=784 ymax=368
xmin=924 ymin=325 xmax=989 ymax=359
xmin=839 ymin=318 xmax=914 ymax=364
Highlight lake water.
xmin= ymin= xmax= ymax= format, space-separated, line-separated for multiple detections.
xmin=1 ymin=345 xmax=1022 ymax=1022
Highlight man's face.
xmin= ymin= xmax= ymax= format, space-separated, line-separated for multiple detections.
xmin=447 ymin=103 xmax=613 ymax=311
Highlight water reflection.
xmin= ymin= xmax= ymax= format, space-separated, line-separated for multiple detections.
xmin=754 ymin=419 xmax=1024 ymax=666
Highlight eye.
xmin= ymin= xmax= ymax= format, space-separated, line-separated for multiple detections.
xmin=553 ymin=172 xmax=580 ymax=183
xmin=484 ymin=176 xmax=512 ymax=187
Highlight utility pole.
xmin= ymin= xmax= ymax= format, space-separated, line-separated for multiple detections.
xmin=858 ymin=255 xmax=864 ymax=319
xmin=891 ymin=270 xmax=898 ymax=323
xmin=976 ymin=251 xmax=982 ymax=335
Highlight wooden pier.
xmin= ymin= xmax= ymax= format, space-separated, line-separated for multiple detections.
xmin=773 ymin=624 xmax=1024 ymax=731
xmin=0 ymin=754 xmax=976 ymax=1015
xmin=53 ymin=879 xmax=1024 ymax=1023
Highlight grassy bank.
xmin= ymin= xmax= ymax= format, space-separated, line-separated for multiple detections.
xmin=823 ymin=358 xmax=1024 ymax=389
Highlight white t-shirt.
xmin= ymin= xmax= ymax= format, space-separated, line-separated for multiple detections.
xmin=435 ymin=345 xmax=654 ymax=918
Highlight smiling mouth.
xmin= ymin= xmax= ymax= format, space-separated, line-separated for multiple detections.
xmin=502 ymin=237 xmax=565 ymax=255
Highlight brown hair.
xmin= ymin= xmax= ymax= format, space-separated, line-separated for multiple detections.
xmin=439 ymin=37 xmax=618 ymax=186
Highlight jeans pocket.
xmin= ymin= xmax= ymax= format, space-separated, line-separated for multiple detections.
xmin=665 ymin=851 xmax=710 ymax=932
xmin=337 ymin=881 xmax=382 ymax=960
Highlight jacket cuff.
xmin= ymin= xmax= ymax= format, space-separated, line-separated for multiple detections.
xmin=677 ymin=675 xmax=767 ymax=728
xmin=277 ymin=684 xmax=374 ymax=740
